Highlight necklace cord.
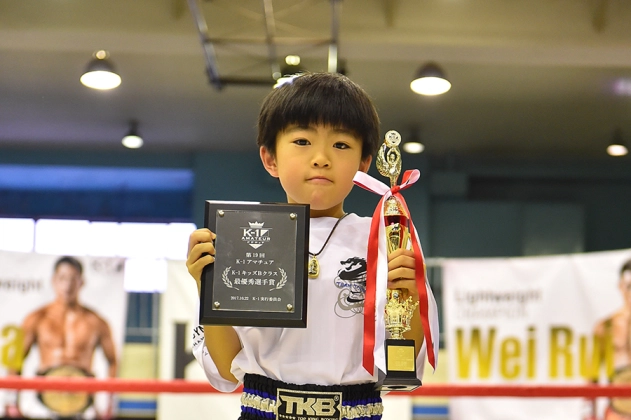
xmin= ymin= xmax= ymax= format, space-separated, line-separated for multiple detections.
xmin=309 ymin=213 xmax=349 ymax=257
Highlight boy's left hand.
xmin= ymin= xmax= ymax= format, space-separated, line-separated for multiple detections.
xmin=387 ymin=248 xmax=419 ymax=299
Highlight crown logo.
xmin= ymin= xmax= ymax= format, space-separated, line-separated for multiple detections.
xmin=248 ymin=221 xmax=264 ymax=229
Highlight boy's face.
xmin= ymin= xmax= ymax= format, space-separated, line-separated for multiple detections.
xmin=261 ymin=124 xmax=372 ymax=217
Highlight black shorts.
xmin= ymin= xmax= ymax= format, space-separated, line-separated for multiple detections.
xmin=239 ymin=373 xmax=383 ymax=420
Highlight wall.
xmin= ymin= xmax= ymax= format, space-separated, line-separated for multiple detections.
xmin=427 ymin=155 xmax=631 ymax=257
xmin=2 ymin=148 xmax=631 ymax=255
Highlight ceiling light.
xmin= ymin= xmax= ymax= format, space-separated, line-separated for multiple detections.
xmin=607 ymin=128 xmax=628 ymax=157
xmin=285 ymin=55 xmax=301 ymax=66
xmin=410 ymin=62 xmax=451 ymax=96
xmin=122 ymin=120 xmax=143 ymax=149
xmin=80 ymin=50 xmax=121 ymax=90
xmin=401 ymin=127 xmax=425 ymax=154
xmin=402 ymin=142 xmax=425 ymax=154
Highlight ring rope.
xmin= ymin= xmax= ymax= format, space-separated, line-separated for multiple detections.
xmin=2 ymin=377 xmax=631 ymax=398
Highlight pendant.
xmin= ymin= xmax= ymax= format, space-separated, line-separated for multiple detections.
xmin=308 ymin=254 xmax=320 ymax=278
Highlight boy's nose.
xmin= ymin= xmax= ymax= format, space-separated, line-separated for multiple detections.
xmin=311 ymin=150 xmax=331 ymax=167
xmin=312 ymin=159 xmax=330 ymax=167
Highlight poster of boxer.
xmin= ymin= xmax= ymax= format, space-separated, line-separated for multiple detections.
xmin=0 ymin=251 xmax=126 ymax=419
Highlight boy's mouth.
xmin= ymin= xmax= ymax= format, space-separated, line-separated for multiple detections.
xmin=307 ymin=176 xmax=332 ymax=183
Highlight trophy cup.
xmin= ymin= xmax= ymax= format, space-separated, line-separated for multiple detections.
xmin=376 ymin=130 xmax=422 ymax=391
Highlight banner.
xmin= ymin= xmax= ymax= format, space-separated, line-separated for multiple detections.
xmin=0 ymin=251 xmax=127 ymax=419
xmin=443 ymin=249 xmax=631 ymax=420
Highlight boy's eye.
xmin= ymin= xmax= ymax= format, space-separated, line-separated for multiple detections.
xmin=293 ymin=138 xmax=310 ymax=146
xmin=333 ymin=142 xmax=350 ymax=149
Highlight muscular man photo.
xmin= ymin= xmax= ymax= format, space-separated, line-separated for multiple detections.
xmin=587 ymin=259 xmax=631 ymax=420
xmin=5 ymin=256 xmax=118 ymax=419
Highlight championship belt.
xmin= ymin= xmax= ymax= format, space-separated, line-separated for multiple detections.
xmin=37 ymin=365 xmax=94 ymax=416
xmin=611 ymin=365 xmax=631 ymax=416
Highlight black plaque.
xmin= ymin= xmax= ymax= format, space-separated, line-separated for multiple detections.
xmin=200 ymin=200 xmax=309 ymax=328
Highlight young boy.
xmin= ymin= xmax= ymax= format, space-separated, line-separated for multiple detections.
xmin=186 ymin=72 xmax=427 ymax=420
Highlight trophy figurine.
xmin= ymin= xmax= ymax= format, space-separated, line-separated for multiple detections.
xmin=376 ymin=130 xmax=422 ymax=391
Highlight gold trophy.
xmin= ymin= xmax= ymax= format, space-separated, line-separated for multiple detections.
xmin=376 ymin=130 xmax=422 ymax=391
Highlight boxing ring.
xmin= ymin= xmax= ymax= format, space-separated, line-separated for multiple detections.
xmin=2 ymin=377 xmax=631 ymax=420
xmin=4 ymin=252 xmax=631 ymax=419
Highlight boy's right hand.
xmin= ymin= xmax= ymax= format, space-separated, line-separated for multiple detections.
xmin=186 ymin=228 xmax=217 ymax=295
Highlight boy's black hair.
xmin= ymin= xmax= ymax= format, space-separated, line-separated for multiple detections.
xmin=621 ymin=259 xmax=631 ymax=276
xmin=257 ymin=72 xmax=380 ymax=159
xmin=54 ymin=256 xmax=83 ymax=275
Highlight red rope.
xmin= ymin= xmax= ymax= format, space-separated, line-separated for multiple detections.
xmin=2 ymin=377 xmax=631 ymax=398
xmin=0 ymin=377 xmax=217 ymax=394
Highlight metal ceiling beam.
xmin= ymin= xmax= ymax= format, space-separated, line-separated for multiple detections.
xmin=207 ymin=37 xmax=330 ymax=46
xmin=593 ymin=0 xmax=609 ymax=32
xmin=261 ymin=0 xmax=281 ymax=79
xmin=328 ymin=0 xmax=341 ymax=73
xmin=382 ymin=0 xmax=398 ymax=28
xmin=187 ymin=0 xmax=342 ymax=90
xmin=187 ymin=0 xmax=223 ymax=89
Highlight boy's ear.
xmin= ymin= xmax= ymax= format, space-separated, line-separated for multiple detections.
xmin=358 ymin=155 xmax=372 ymax=173
xmin=260 ymin=146 xmax=279 ymax=178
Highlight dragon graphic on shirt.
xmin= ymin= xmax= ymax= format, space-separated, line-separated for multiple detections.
xmin=334 ymin=257 xmax=367 ymax=318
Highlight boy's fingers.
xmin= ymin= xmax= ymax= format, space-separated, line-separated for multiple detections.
xmin=186 ymin=228 xmax=217 ymax=287
xmin=387 ymin=278 xmax=419 ymax=298
xmin=387 ymin=248 xmax=414 ymax=261
xmin=189 ymin=254 xmax=215 ymax=273
xmin=187 ymin=254 xmax=216 ymax=283
xmin=187 ymin=229 xmax=216 ymax=256
xmin=388 ymin=254 xmax=415 ymax=272
xmin=187 ymin=241 xmax=216 ymax=264
xmin=388 ymin=266 xmax=415 ymax=282
xmin=387 ymin=250 xmax=418 ymax=295
xmin=188 ymin=228 xmax=210 ymax=246
xmin=188 ymin=250 xmax=215 ymax=268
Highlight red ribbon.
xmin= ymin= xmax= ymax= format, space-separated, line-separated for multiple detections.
xmin=355 ymin=170 xmax=436 ymax=374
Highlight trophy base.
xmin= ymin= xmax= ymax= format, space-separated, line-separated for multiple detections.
xmin=381 ymin=376 xmax=422 ymax=392
xmin=379 ymin=338 xmax=422 ymax=392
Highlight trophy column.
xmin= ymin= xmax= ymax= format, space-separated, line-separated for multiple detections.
xmin=377 ymin=131 xmax=422 ymax=391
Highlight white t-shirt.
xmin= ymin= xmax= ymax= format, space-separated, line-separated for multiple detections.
xmin=192 ymin=213 xmax=427 ymax=392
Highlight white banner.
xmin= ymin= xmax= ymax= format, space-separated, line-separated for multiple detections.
xmin=443 ymin=249 xmax=631 ymax=420
xmin=0 ymin=251 xmax=127 ymax=419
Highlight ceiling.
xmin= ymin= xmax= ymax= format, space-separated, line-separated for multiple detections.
xmin=2 ymin=0 xmax=631 ymax=159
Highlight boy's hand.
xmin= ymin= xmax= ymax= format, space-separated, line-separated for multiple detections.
xmin=387 ymin=248 xmax=419 ymax=300
xmin=186 ymin=228 xmax=217 ymax=295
